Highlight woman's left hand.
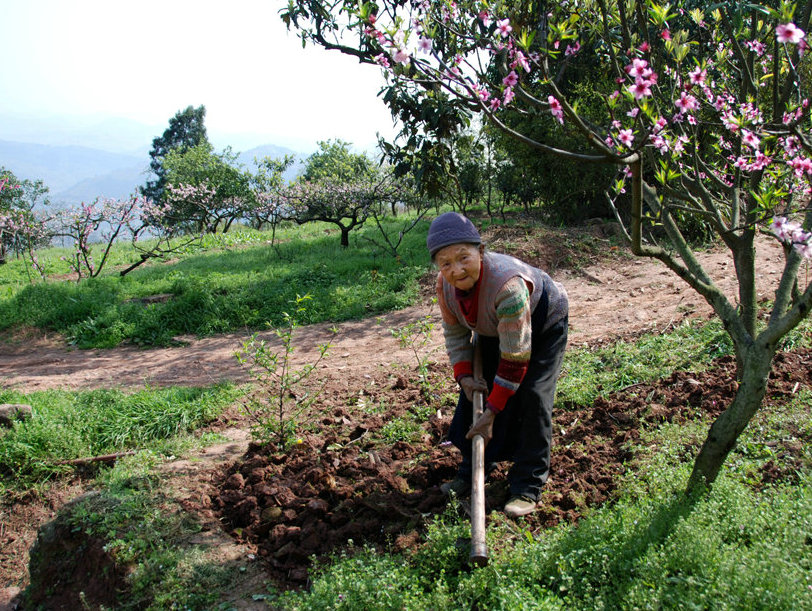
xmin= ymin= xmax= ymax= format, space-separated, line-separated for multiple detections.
xmin=466 ymin=409 xmax=495 ymax=445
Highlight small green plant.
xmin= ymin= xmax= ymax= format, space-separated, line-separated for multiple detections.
xmin=390 ymin=306 xmax=438 ymax=402
xmin=236 ymin=294 xmax=336 ymax=450
xmin=379 ymin=416 xmax=422 ymax=443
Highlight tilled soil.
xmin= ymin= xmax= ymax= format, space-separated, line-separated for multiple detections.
xmin=208 ymin=350 xmax=811 ymax=589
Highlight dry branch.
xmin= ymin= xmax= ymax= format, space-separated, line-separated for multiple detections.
xmin=55 ymin=451 xmax=137 ymax=466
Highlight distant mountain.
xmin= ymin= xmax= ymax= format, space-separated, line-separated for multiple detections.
xmin=0 ymin=139 xmax=145 ymax=196
xmin=0 ymin=111 xmax=316 ymax=157
xmin=0 ymin=112 xmax=160 ymax=155
xmin=0 ymin=139 xmax=304 ymax=208
xmin=54 ymin=163 xmax=148 ymax=205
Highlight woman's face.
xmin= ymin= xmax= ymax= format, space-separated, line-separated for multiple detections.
xmin=434 ymin=243 xmax=483 ymax=292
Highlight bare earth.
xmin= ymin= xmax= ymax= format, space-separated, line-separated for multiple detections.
xmin=0 ymin=235 xmax=787 ymax=393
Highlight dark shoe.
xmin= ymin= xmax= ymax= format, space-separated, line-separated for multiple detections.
xmin=440 ymin=477 xmax=471 ymax=497
xmin=504 ymin=495 xmax=537 ymax=518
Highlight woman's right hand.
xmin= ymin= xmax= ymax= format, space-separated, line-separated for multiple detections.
xmin=459 ymin=375 xmax=488 ymax=402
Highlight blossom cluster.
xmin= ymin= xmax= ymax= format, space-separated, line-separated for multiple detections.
xmin=165 ymin=182 xmax=216 ymax=209
xmin=252 ymin=190 xmax=294 ymax=222
xmin=361 ymin=8 xmax=534 ymax=115
xmin=356 ymin=3 xmax=812 ymax=248
xmin=359 ymin=4 xmax=808 ymax=160
xmin=280 ymin=178 xmax=384 ymax=214
xmin=0 ymin=177 xmax=21 ymax=194
xmin=771 ymin=217 xmax=812 ymax=258
xmin=0 ymin=207 xmax=48 ymax=241
xmin=606 ymin=20 xmax=811 ymax=204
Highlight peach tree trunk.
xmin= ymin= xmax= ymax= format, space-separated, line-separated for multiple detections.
xmin=686 ymin=340 xmax=776 ymax=494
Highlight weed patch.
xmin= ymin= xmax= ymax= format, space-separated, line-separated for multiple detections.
xmin=0 ymin=384 xmax=239 ymax=492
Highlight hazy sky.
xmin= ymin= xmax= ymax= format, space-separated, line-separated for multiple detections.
xmin=0 ymin=0 xmax=398 ymax=151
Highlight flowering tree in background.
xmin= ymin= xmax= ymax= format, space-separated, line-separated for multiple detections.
xmin=248 ymin=154 xmax=297 ymax=249
xmin=281 ymin=141 xmax=424 ymax=249
xmin=283 ymin=0 xmax=812 ymax=493
xmin=161 ymin=182 xmax=219 ymax=231
xmin=280 ymin=175 xmax=388 ymax=247
xmin=162 ymin=142 xmax=254 ymax=233
xmin=118 ymin=195 xmax=205 ymax=277
xmin=281 ymin=172 xmax=430 ymax=253
xmin=53 ymin=196 xmax=151 ymax=279
xmin=0 ymin=168 xmax=50 ymax=268
xmin=0 ymin=207 xmax=50 ymax=279
xmin=0 ymin=175 xmax=24 ymax=265
xmin=48 ymin=194 xmax=200 ymax=279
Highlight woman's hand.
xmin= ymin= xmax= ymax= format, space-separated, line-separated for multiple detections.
xmin=466 ymin=408 xmax=495 ymax=445
xmin=459 ymin=375 xmax=488 ymax=402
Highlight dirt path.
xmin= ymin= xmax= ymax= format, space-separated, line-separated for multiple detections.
xmin=0 ymin=236 xmax=787 ymax=393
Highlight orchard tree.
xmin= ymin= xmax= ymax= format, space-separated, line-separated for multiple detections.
xmin=281 ymin=142 xmax=381 ymax=247
xmin=0 ymin=167 xmax=50 ymax=264
xmin=162 ymin=142 xmax=254 ymax=233
xmin=283 ymin=0 xmax=812 ymax=494
xmin=248 ymin=154 xmax=297 ymax=246
xmin=282 ymin=170 xmax=427 ymax=252
xmin=50 ymin=194 xmax=192 ymax=279
xmin=142 ymin=105 xmax=209 ymax=204
xmin=302 ymin=139 xmax=377 ymax=182
xmin=280 ymin=174 xmax=382 ymax=247
xmin=52 ymin=197 xmax=146 ymax=279
xmin=0 ymin=168 xmax=50 ymax=269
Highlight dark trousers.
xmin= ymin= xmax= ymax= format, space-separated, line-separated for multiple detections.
xmin=447 ymin=311 xmax=568 ymax=501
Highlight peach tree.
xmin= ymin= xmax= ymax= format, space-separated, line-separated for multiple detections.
xmin=0 ymin=169 xmax=50 ymax=272
xmin=282 ymin=0 xmax=811 ymax=494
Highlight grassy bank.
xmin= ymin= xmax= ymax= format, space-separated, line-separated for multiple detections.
xmin=0 ymin=221 xmax=430 ymax=348
xmin=0 ymin=384 xmax=240 ymax=494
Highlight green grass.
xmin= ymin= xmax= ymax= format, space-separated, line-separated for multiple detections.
xmin=0 ymin=384 xmax=240 ymax=492
xmin=557 ymin=314 xmax=812 ymax=407
xmin=0 ymin=220 xmax=431 ymax=348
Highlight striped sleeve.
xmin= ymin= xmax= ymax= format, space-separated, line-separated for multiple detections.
xmin=436 ymin=273 xmax=473 ymax=380
xmin=487 ymin=277 xmax=533 ymax=412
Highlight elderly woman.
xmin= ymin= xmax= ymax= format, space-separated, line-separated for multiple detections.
xmin=427 ymin=212 xmax=568 ymax=518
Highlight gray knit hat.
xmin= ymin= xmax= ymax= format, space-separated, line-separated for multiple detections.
xmin=426 ymin=212 xmax=482 ymax=257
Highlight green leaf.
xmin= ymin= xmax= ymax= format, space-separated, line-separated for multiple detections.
xmin=517 ymin=29 xmax=536 ymax=51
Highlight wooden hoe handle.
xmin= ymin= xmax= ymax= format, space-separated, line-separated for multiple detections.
xmin=470 ymin=336 xmax=489 ymax=567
